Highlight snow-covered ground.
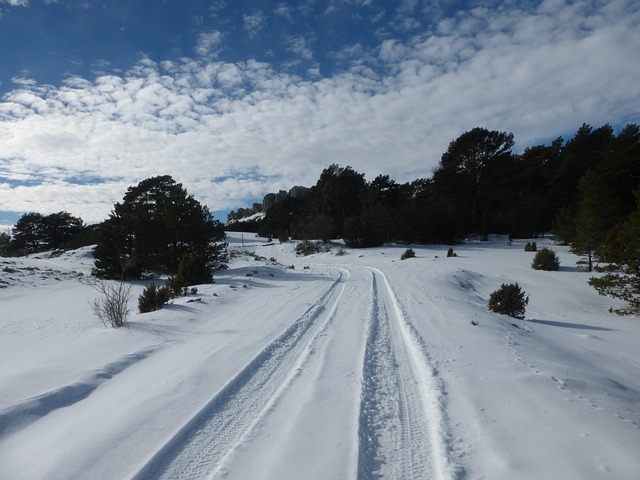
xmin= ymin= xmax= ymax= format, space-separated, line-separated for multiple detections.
xmin=1 ymin=233 xmax=639 ymax=480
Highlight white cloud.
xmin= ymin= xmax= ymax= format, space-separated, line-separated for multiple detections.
xmin=195 ymin=30 xmax=224 ymax=57
xmin=0 ymin=0 xmax=639 ymax=223
xmin=286 ymin=35 xmax=313 ymax=60
xmin=0 ymin=0 xmax=29 ymax=6
xmin=243 ymin=10 xmax=267 ymax=38
xmin=273 ymin=3 xmax=293 ymax=21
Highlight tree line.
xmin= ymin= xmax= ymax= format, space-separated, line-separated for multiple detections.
xmin=3 ymin=124 xmax=639 ymax=311
xmin=240 ymin=123 xmax=640 ymax=312
xmin=0 ymin=211 xmax=96 ymax=256
xmin=247 ymin=124 xmax=640 ymax=250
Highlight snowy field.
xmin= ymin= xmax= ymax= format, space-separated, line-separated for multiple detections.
xmin=1 ymin=232 xmax=639 ymax=480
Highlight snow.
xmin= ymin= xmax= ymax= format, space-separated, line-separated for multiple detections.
xmin=1 ymin=233 xmax=639 ymax=479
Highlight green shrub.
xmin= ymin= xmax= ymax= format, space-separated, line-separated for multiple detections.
xmin=488 ymin=282 xmax=529 ymax=319
xmin=524 ymin=242 xmax=538 ymax=252
xmin=401 ymin=248 xmax=415 ymax=260
xmin=166 ymin=253 xmax=213 ymax=296
xmin=295 ymin=240 xmax=321 ymax=256
xmin=447 ymin=247 xmax=456 ymax=257
xmin=138 ymin=282 xmax=171 ymax=313
xmin=177 ymin=253 xmax=212 ymax=285
xmin=531 ymin=247 xmax=560 ymax=271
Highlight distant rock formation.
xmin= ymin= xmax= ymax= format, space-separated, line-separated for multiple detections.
xmin=288 ymin=185 xmax=311 ymax=199
xmin=262 ymin=186 xmax=310 ymax=212
xmin=228 ymin=186 xmax=311 ymax=224
xmin=262 ymin=190 xmax=288 ymax=212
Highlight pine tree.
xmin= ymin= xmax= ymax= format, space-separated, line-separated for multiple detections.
xmin=590 ymin=191 xmax=640 ymax=313
xmin=93 ymin=176 xmax=226 ymax=279
xmin=12 ymin=212 xmax=45 ymax=254
xmin=551 ymin=206 xmax=575 ymax=245
xmin=432 ymin=127 xmax=515 ymax=236
xmin=571 ymin=169 xmax=619 ymax=271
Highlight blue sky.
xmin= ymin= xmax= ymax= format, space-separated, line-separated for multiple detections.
xmin=1 ymin=0 xmax=639 ymax=226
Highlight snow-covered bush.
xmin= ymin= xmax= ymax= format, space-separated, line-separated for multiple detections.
xmin=488 ymin=282 xmax=529 ymax=319
xmin=531 ymin=247 xmax=560 ymax=271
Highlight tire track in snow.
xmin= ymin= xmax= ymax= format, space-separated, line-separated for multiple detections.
xmin=358 ymin=267 xmax=455 ymax=480
xmin=130 ymin=270 xmax=349 ymax=480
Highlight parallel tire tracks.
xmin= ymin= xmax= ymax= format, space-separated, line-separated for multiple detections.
xmin=131 ymin=263 xmax=456 ymax=480
xmin=130 ymin=270 xmax=348 ymax=480
xmin=358 ymin=267 xmax=455 ymax=480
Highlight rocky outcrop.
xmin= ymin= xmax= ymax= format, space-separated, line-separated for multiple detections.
xmin=262 ymin=186 xmax=310 ymax=212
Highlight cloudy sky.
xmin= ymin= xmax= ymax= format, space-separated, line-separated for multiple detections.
xmin=0 ymin=0 xmax=639 ymax=226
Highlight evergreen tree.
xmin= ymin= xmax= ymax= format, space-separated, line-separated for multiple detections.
xmin=12 ymin=212 xmax=45 ymax=254
xmin=514 ymin=139 xmax=563 ymax=236
xmin=173 ymin=252 xmax=213 ymax=291
xmin=432 ymin=127 xmax=515 ymax=237
xmin=42 ymin=211 xmax=84 ymax=249
xmin=547 ymin=123 xmax=613 ymax=212
xmin=590 ymin=191 xmax=640 ymax=313
xmin=343 ymin=207 xmax=388 ymax=248
xmin=12 ymin=211 xmax=85 ymax=253
xmin=603 ymin=124 xmax=640 ymax=216
xmin=302 ymin=164 xmax=366 ymax=239
xmin=552 ymin=206 xmax=575 ymax=245
xmin=0 ymin=231 xmax=11 ymax=256
xmin=571 ymin=169 xmax=620 ymax=271
xmin=93 ymin=175 xmax=226 ymax=279
xmin=349 ymin=175 xmax=400 ymax=244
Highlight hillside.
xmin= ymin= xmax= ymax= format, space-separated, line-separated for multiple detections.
xmin=1 ymin=233 xmax=639 ymax=479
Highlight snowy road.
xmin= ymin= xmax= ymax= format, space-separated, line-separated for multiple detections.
xmin=131 ymin=265 xmax=456 ymax=480
xmin=359 ymin=268 xmax=454 ymax=480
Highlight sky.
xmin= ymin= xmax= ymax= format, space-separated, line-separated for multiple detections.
xmin=0 ymin=0 xmax=639 ymax=227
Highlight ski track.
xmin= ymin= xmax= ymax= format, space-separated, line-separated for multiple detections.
xmin=357 ymin=267 xmax=456 ymax=480
xmin=130 ymin=269 xmax=349 ymax=480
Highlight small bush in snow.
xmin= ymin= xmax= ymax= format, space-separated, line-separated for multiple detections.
xmin=447 ymin=247 xmax=457 ymax=257
xmin=401 ymin=248 xmax=415 ymax=260
xmin=138 ymin=282 xmax=171 ymax=313
xmin=295 ymin=240 xmax=321 ymax=256
xmin=531 ymin=247 xmax=560 ymax=271
xmin=488 ymin=282 xmax=529 ymax=319
xmin=524 ymin=242 xmax=538 ymax=252
xmin=88 ymin=278 xmax=133 ymax=328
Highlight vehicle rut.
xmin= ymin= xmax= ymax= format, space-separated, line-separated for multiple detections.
xmin=130 ymin=270 xmax=348 ymax=480
xmin=357 ymin=267 xmax=455 ymax=480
